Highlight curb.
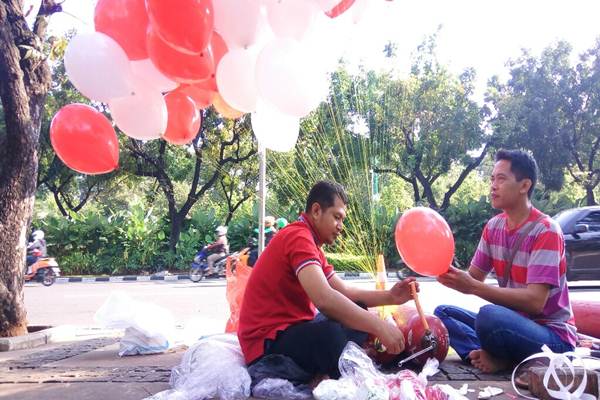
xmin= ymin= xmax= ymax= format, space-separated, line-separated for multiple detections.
xmin=50 ymin=271 xmax=403 ymax=284
xmin=0 ymin=326 xmax=122 ymax=352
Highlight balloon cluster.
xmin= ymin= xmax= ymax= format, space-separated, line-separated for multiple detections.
xmin=50 ymin=0 xmax=392 ymax=174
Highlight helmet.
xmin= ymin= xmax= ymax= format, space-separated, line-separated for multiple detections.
xmin=275 ymin=217 xmax=288 ymax=229
xmin=215 ymin=226 xmax=228 ymax=236
xmin=32 ymin=230 xmax=44 ymax=241
xmin=264 ymin=216 xmax=276 ymax=228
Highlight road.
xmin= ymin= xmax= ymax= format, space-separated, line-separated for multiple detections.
xmin=23 ymin=278 xmax=600 ymax=333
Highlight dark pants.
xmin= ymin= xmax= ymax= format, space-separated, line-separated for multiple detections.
xmin=263 ymin=309 xmax=369 ymax=379
xmin=434 ymin=304 xmax=574 ymax=363
xmin=26 ymin=255 xmax=38 ymax=267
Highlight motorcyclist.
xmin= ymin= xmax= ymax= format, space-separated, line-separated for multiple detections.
xmin=205 ymin=226 xmax=229 ymax=275
xmin=26 ymin=230 xmax=47 ymax=273
xmin=248 ymin=216 xmax=285 ymax=267
xmin=275 ymin=217 xmax=288 ymax=230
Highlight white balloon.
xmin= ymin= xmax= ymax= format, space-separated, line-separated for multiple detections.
xmin=108 ymin=81 xmax=167 ymax=140
xmin=251 ymin=100 xmax=299 ymax=152
xmin=130 ymin=59 xmax=178 ymax=93
xmin=350 ymin=0 xmax=370 ymax=24
xmin=266 ymin=0 xmax=317 ymax=40
xmin=64 ymin=32 xmax=134 ymax=102
xmin=216 ymin=48 xmax=258 ymax=113
xmin=313 ymin=0 xmax=340 ymax=12
xmin=256 ymin=38 xmax=328 ymax=118
xmin=213 ymin=0 xmax=264 ymax=49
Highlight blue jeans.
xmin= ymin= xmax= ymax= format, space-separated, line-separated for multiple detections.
xmin=434 ymin=304 xmax=574 ymax=363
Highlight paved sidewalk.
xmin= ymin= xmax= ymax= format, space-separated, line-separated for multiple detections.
xmin=0 ymin=328 xmax=523 ymax=400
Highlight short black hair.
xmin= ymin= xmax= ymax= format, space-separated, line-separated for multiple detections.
xmin=305 ymin=181 xmax=348 ymax=212
xmin=495 ymin=149 xmax=538 ymax=198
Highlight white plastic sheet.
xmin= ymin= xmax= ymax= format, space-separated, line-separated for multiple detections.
xmin=146 ymin=334 xmax=251 ymax=400
xmin=94 ymin=291 xmax=177 ymax=356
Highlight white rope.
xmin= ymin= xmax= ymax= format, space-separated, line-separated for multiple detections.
xmin=511 ymin=345 xmax=598 ymax=400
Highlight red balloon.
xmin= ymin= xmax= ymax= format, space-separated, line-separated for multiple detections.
xmin=146 ymin=0 xmax=213 ymax=55
xmin=94 ymin=0 xmax=149 ymax=60
xmin=147 ymin=26 xmax=214 ymax=84
xmin=325 ymin=0 xmax=356 ymax=18
xmin=174 ymin=84 xmax=215 ymax=110
xmin=211 ymin=31 xmax=228 ymax=67
xmin=163 ymin=92 xmax=201 ymax=145
xmin=50 ymin=104 xmax=119 ymax=175
xmin=394 ymin=207 xmax=454 ymax=277
xmin=402 ymin=314 xmax=449 ymax=366
xmin=188 ymin=32 xmax=228 ymax=94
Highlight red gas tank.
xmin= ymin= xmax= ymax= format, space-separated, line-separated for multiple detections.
xmin=402 ymin=314 xmax=449 ymax=367
xmin=572 ymin=299 xmax=600 ymax=338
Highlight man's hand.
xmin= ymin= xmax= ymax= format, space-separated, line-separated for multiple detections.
xmin=376 ymin=318 xmax=405 ymax=354
xmin=389 ymin=277 xmax=418 ymax=304
xmin=437 ymin=266 xmax=477 ymax=294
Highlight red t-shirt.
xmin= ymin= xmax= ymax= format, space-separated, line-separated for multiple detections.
xmin=238 ymin=214 xmax=335 ymax=364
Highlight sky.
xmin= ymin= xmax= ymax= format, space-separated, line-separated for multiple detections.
xmin=46 ymin=0 xmax=600 ymax=103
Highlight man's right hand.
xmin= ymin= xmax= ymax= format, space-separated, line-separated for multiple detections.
xmin=376 ymin=319 xmax=405 ymax=354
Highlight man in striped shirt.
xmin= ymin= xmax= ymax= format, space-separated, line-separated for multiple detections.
xmin=435 ymin=149 xmax=576 ymax=373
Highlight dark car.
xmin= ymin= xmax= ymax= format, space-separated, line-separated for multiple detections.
xmin=553 ymin=206 xmax=600 ymax=281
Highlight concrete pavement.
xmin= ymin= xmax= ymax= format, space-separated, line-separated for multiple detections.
xmin=0 ymin=328 xmax=522 ymax=400
xmin=9 ymin=278 xmax=599 ymax=399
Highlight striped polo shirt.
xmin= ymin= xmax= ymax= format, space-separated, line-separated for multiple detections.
xmin=471 ymin=207 xmax=577 ymax=346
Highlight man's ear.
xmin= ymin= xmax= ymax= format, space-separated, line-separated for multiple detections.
xmin=310 ymin=202 xmax=322 ymax=218
xmin=520 ymin=179 xmax=532 ymax=195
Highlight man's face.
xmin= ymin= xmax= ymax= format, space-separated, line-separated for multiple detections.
xmin=311 ymin=196 xmax=346 ymax=245
xmin=490 ymin=160 xmax=530 ymax=209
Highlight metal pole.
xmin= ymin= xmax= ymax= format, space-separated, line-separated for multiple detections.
xmin=258 ymin=145 xmax=266 ymax=255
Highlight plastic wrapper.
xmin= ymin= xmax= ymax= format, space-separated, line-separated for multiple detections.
xmin=314 ymin=342 xmax=389 ymax=400
xmin=252 ymin=378 xmax=312 ymax=400
xmin=145 ymin=334 xmax=251 ymax=400
xmin=313 ymin=377 xmax=358 ymax=400
xmin=94 ymin=291 xmax=177 ymax=356
xmin=315 ymin=342 xmax=458 ymax=400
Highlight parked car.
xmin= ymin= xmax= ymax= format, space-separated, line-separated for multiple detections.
xmin=553 ymin=206 xmax=600 ymax=281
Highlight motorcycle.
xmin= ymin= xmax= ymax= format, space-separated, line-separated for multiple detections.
xmin=189 ymin=246 xmax=230 ymax=282
xmin=24 ymin=249 xmax=61 ymax=286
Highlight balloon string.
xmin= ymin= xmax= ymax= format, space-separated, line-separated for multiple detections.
xmin=410 ymin=281 xmax=429 ymax=331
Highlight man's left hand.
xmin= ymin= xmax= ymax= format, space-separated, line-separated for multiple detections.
xmin=389 ymin=278 xmax=418 ymax=304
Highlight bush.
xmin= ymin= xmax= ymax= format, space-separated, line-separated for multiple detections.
xmin=325 ymin=253 xmax=371 ymax=272
xmin=442 ymin=196 xmax=493 ymax=268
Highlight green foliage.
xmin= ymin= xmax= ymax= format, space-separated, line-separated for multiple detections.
xmin=325 ymin=253 xmax=371 ymax=272
xmin=488 ymin=40 xmax=600 ymax=204
xmin=442 ymin=196 xmax=494 ymax=267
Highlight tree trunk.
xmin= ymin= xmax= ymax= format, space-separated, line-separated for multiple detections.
xmin=0 ymin=2 xmax=51 ymax=337
xmin=585 ymin=186 xmax=597 ymax=206
xmin=168 ymin=213 xmax=183 ymax=254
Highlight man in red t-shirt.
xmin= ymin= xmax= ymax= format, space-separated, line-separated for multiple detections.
xmin=238 ymin=181 xmax=417 ymax=380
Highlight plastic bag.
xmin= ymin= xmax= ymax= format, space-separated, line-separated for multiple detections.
xmin=147 ymin=334 xmax=251 ymax=400
xmin=94 ymin=291 xmax=177 ymax=356
xmin=252 ymin=378 xmax=313 ymax=400
xmin=386 ymin=357 xmax=441 ymax=400
xmin=225 ymin=251 xmax=252 ymax=333
xmin=314 ymin=342 xmax=389 ymax=400
xmin=313 ymin=377 xmax=358 ymax=400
